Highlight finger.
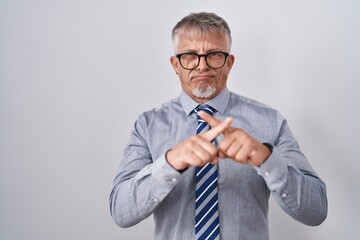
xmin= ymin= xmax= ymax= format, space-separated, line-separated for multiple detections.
xmin=234 ymin=145 xmax=251 ymax=163
xmin=218 ymin=134 xmax=237 ymax=154
xmin=210 ymin=156 xmax=218 ymax=165
xmin=201 ymin=117 xmax=233 ymax=142
xmin=218 ymin=149 xmax=226 ymax=159
xmin=186 ymin=152 xmax=207 ymax=167
xmin=198 ymin=111 xmax=221 ymax=128
xmin=226 ymin=137 xmax=245 ymax=158
xmin=191 ymin=137 xmax=218 ymax=161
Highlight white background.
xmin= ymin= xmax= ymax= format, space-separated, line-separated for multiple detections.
xmin=1 ymin=0 xmax=359 ymax=239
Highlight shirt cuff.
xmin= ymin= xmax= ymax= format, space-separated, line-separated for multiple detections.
xmin=152 ymin=154 xmax=182 ymax=186
xmin=253 ymin=147 xmax=289 ymax=189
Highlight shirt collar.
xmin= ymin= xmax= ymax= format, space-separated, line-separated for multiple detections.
xmin=180 ymin=87 xmax=231 ymax=115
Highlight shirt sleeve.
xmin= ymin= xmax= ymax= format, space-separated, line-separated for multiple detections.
xmin=109 ymin=114 xmax=181 ymax=228
xmin=254 ymin=113 xmax=328 ymax=226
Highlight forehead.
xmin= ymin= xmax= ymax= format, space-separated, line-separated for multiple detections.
xmin=176 ymin=32 xmax=228 ymax=52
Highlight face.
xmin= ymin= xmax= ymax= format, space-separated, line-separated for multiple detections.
xmin=170 ymin=32 xmax=235 ymax=103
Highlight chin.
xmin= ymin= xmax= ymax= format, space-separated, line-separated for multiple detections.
xmin=191 ymin=86 xmax=217 ymax=99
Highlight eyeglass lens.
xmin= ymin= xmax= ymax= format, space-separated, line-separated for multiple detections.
xmin=179 ymin=52 xmax=227 ymax=70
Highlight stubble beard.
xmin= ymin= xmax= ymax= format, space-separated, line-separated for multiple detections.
xmin=191 ymin=82 xmax=217 ymax=99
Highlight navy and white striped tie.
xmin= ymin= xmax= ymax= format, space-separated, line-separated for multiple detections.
xmin=194 ymin=105 xmax=220 ymax=240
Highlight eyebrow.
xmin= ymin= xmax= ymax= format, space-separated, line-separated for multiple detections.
xmin=181 ymin=48 xmax=223 ymax=53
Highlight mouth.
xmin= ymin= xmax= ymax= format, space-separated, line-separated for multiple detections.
xmin=190 ymin=74 xmax=215 ymax=81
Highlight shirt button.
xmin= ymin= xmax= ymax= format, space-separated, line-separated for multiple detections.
xmin=281 ymin=193 xmax=287 ymax=198
xmin=152 ymin=198 xmax=158 ymax=203
xmin=264 ymin=171 xmax=270 ymax=177
xmin=171 ymin=178 xmax=177 ymax=182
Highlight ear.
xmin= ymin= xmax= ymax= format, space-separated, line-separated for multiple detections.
xmin=170 ymin=56 xmax=180 ymax=74
xmin=226 ymin=54 xmax=235 ymax=70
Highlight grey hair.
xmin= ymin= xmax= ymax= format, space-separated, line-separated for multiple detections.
xmin=172 ymin=12 xmax=232 ymax=53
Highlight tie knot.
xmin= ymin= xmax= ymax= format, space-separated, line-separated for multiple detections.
xmin=194 ymin=104 xmax=215 ymax=116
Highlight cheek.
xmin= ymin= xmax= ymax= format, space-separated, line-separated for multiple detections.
xmin=178 ymin=71 xmax=191 ymax=86
xmin=215 ymin=71 xmax=224 ymax=84
xmin=179 ymin=71 xmax=187 ymax=79
xmin=218 ymin=70 xmax=229 ymax=84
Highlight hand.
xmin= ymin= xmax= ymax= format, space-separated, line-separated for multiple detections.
xmin=198 ymin=111 xmax=271 ymax=167
xmin=166 ymin=117 xmax=233 ymax=171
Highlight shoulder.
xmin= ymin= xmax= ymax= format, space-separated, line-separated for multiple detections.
xmin=228 ymin=91 xmax=278 ymax=115
xmin=227 ymin=91 xmax=286 ymax=131
xmin=136 ymin=96 xmax=183 ymax=124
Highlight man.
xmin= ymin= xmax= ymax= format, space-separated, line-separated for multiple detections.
xmin=110 ymin=12 xmax=327 ymax=240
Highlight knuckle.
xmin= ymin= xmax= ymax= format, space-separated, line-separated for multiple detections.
xmin=234 ymin=155 xmax=242 ymax=162
xmin=235 ymin=153 xmax=245 ymax=162
xmin=227 ymin=150 xmax=236 ymax=159
xmin=209 ymin=147 xmax=218 ymax=157
xmin=189 ymin=135 xmax=198 ymax=141
xmin=190 ymin=158 xmax=201 ymax=167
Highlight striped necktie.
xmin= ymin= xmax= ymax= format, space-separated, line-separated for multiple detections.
xmin=194 ymin=105 xmax=220 ymax=240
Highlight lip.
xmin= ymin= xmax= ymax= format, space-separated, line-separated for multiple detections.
xmin=191 ymin=75 xmax=214 ymax=81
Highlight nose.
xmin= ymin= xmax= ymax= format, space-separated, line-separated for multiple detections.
xmin=197 ymin=55 xmax=209 ymax=71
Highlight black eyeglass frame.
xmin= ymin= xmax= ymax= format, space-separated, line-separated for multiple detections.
xmin=175 ymin=51 xmax=230 ymax=70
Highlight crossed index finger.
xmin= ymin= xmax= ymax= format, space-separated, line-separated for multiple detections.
xmin=200 ymin=114 xmax=233 ymax=142
xmin=198 ymin=111 xmax=223 ymax=128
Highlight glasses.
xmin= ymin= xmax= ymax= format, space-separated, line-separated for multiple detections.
xmin=175 ymin=51 xmax=229 ymax=70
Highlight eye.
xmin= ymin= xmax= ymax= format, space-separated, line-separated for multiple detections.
xmin=208 ymin=52 xmax=224 ymax=59
xmin=182 ymin=53 xmax=198 ymax=61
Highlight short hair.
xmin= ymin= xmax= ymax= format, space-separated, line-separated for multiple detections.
xmin=172 ymin=12 xmax=232 ymax=53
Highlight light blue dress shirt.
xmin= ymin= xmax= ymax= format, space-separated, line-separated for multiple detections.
xmin=110 ymin=88 xmax=327 ymax=240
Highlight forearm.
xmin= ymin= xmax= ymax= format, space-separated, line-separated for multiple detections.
xmin=109 ymin=155 xmax=181 ymax=228
xmin=256 ymin=149 xmax=328 ymax=225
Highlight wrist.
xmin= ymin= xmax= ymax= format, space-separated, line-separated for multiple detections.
xmin=165 ymin=149 xmax=188 ymax=172
xmin=262 ymin=142 xmax=274 ymax=152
